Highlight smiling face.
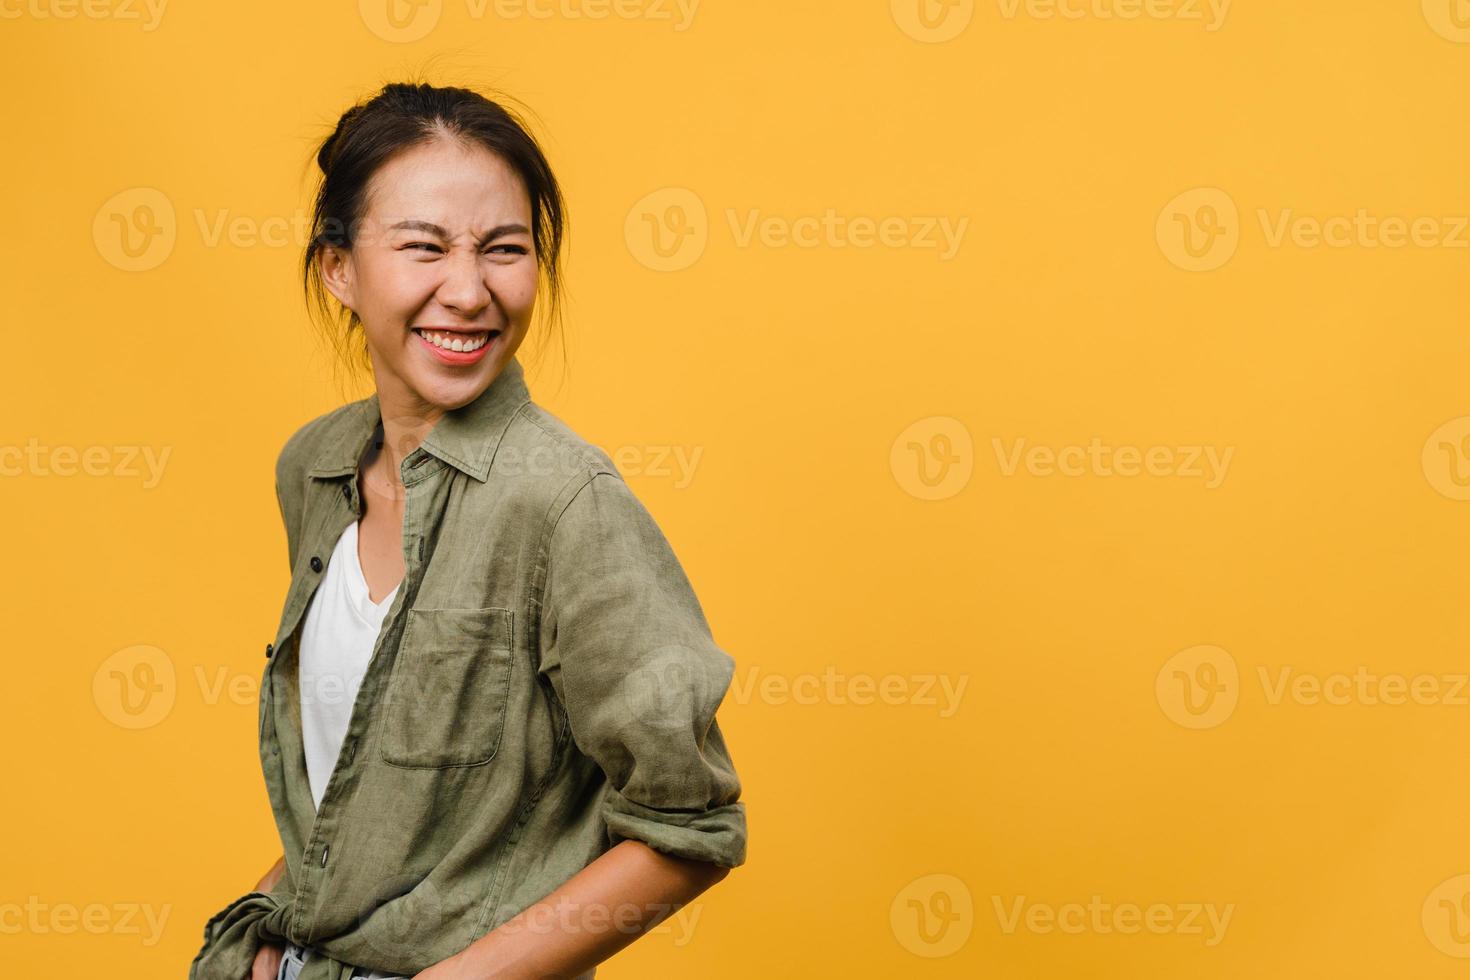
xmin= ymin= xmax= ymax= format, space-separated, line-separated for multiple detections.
xmin=318 ymin=136 xmax=538 ymax=421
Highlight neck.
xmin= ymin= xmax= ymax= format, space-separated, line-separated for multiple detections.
xmin=369 ymin=381 xmax=442 ymax=495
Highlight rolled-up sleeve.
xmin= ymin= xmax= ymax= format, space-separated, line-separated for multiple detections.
xmin=539 ymin=470 xmax=748 ymax=869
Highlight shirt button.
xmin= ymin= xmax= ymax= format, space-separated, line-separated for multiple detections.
xmin=320 ymin=844 xmax=329 ymax=868
xmin=341 ymin=485 xmax=351 ymax=501
xmin=310 ymin=556 xmax=323 ymax=573
xmin=265 ymin=643 xmax=274 ymax=659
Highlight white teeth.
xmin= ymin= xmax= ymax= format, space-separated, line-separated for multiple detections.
xmin=416 ymin=329 xmax=491 ymax=353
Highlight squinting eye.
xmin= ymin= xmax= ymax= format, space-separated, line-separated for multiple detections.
xmin=484 ymin=244 xmax=529 ymax=255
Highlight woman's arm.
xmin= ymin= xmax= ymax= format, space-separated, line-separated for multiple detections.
xmin=414 ymin=840 xmax=731 ymax=980
xmin=413 ymin=472 xmax=746 ymax=979
xmin=256 ymin=855 xmax=286 ymax=892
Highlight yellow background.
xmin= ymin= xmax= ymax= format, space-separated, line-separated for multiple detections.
xmin=4 ymin=0 xmax=1470 ymax=976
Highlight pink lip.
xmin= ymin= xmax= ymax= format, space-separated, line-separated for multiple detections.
xmin=414 ymin=329 xmax=497 ymax=366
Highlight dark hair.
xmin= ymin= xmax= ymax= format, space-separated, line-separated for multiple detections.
xmin=302 ymin=81 xmax=567 ymax=385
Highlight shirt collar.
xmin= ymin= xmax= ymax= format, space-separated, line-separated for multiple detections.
xmin=307 ymin=356 xmax=531 ymax=483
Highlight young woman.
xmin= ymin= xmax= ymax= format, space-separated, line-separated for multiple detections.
xmin=188 ymin=82 xmax=748 ymax=980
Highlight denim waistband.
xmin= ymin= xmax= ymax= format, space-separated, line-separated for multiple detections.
xmin=277 ymin=942 xmax=409 ymax=980
xmin=278 ymin=938 xmax=596 ymax=979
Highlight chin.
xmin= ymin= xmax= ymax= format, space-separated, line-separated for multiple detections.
xmin=412 ymin=360 xmax=504 ymax=411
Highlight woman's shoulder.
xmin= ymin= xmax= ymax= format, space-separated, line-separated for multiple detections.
xmin=275 ymin=396 xmax=374 ymax=487
xmin=272 ymin=392 xmax=627 ymax=495
xmin=505 ymin=399 xmax=621 ymax=485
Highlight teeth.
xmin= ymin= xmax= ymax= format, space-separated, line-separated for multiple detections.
xmin=416 ymin=329 xmax=492 ymax=353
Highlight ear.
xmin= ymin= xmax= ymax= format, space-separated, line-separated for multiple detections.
xmin=317 ymin=245 xmax=356 ymax=313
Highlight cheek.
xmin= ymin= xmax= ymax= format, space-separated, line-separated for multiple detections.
xmin=358 ymin=252 xmax=431 ymax=317
xmin=496 ymin=264 xmax=540 ymax=313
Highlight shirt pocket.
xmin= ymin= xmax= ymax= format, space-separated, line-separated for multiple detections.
xmin=378 ymin=606 xmax=515 ymax=769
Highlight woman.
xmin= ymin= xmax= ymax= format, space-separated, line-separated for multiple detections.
xmin=189 ymin=82 xmax=748 ymax=980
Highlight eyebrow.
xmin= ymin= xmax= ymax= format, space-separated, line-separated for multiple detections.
xmin=388 ymin=219 xmax=531 ymax=246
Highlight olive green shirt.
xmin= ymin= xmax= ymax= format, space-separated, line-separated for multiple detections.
xmin=189 ymin=357 xmax=748 ymax=980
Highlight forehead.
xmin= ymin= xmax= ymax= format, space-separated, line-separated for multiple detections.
xmin=362 ymin=137 xmax=531 ymax=227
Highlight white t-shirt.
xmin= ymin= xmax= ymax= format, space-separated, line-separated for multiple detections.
xmin=298 ymin=519 xmax=401 ymax=810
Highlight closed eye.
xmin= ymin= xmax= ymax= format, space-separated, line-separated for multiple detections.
xmin=402 ymin=242 xmax=528 ymax=255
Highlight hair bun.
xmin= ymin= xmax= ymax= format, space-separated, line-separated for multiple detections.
xmin=317 ymin=104 xmax=365 ymax=174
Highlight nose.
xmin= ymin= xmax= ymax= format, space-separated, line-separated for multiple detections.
xmin=434 ymin=248 xmax=492 ymax=318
